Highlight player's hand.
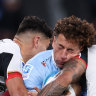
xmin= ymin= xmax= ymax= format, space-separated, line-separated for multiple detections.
xmin=33 ymin=87 xmax=41 ymax=93
xmin=28 ymin=91 xmax=38 ymax=96
xmin=28 ymin=87 xmax=41 ymax=96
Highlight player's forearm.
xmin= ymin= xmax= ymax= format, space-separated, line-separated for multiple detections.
xmin=7 ymin=84 xmax=28 ymax=96
xmin=37 ymin=81 xmax=67 ymax=96
xmin=37 ymin=71 xmax=72 ymax=96
xmin=37 ymin=58 xmax=86 ymax=96
xmin=6 ymin=77 xmax=28 ymax=96
xmin=8 ymin=89 xmax=28 ymax=96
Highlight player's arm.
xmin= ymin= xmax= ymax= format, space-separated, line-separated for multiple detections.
xmin=6 ymin=76 xmax=28 ymax=96
xmin=5 ymin=52 xmax=28 ymax=96
xmin=37 ymin=58 xmax=86 ymax=96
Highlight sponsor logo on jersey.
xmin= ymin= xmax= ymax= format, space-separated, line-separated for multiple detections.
xmin=22 ymin=64 xmax=33 ymax=80
xmin=41 ymin=58 xmax=50 ymax=67
xmin=41 ymin=61 xmax=46 ymax=67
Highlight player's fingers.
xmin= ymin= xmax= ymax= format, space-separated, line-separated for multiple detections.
xmin=28 ymin=91 xmax=38 ymax=96
xmin=33 ymin=87 xmax=41 ymax=92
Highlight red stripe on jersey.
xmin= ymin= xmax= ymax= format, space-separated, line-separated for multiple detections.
xmin=5 ymin=72 xmax=22 ymax=84
xmin=74 ymin=56 xmax=87 ymax=68
xmin=79 ymin=58 xmax=87 ymax=68
xmin=74 ymin=56 xmax=79 ymax=58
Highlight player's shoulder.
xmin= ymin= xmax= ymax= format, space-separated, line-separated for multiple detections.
xmin=38 ymin=49 xmax=52 ymax=55
xmin=37 ymin=49 xmax=53 ymax=57
xmin=27 ymin=49 xmax=53 ymax=64
xmin=0 ymin=39 xmax=20 ymax=54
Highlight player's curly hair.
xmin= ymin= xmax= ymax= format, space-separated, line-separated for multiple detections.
xmin=54 ymin=15 xmax=96 ymax=48
xmin=17 ymin=16 xmax=52 ymax=38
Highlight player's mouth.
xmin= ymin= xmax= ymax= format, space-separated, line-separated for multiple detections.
xmin=56 ymin=62 xmax=65 ymax=69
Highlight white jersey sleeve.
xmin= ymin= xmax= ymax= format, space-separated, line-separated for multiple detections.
xmin=86 ymin=45 xmax=96 ymax=96
xmin=0 ymin=39 xmax=22 ymax=81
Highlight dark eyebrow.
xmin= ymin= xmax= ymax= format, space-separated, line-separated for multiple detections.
xmin=59 ymin=44 xmax=74 ymax=51
xmin=59 ymin=44 xmax=64 ymax=48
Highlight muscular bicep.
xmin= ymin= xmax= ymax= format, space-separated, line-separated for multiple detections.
xmin=6 ymin=77 xmax=28 ymax=96
xmin=59 ymin=58 xmax=86 ymax=84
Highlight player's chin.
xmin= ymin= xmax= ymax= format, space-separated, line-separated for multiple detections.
xmin=57 ymin=64 xmax=64 ymax=69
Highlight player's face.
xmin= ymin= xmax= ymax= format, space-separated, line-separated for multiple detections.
xmin=52 ymin=34 xmax=81 ymax=69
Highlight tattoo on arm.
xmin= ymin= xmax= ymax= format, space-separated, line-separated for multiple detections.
xmin=37 ymin=81 xmax=67 ymax=96
xmin=37 ymin=58 xmax=86 ymax=96
xmin=62 ymin=58 xmax=86 ymax=83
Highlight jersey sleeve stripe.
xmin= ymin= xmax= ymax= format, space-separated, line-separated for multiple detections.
xmin=5 ymin=72 xmax=22 ymax=84
xmin=74 ymin=56 xmax=87 ymax=68
xmin=8 ymin=71 xmax=21 ymax=74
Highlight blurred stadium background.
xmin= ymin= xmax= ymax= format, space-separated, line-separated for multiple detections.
xmin=0 ymin=0 xmax=96 ymax=39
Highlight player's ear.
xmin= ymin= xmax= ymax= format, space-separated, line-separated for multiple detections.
xmin=13 ymin=36 xmax=23 ymax=46
xmin=52 ymin=36 xmax=56 ymax=48
xmin=33 ymin=36 xmax=40 ymax=48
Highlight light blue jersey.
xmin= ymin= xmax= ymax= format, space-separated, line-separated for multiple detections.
xmin=22 ymin=50 xmax=60 ymax=91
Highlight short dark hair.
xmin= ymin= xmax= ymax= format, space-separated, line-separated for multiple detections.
xmin=16 ymin=16 xmax=52 ymax=38
xmin=54 ymin=15 xmax=96 ymax=48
